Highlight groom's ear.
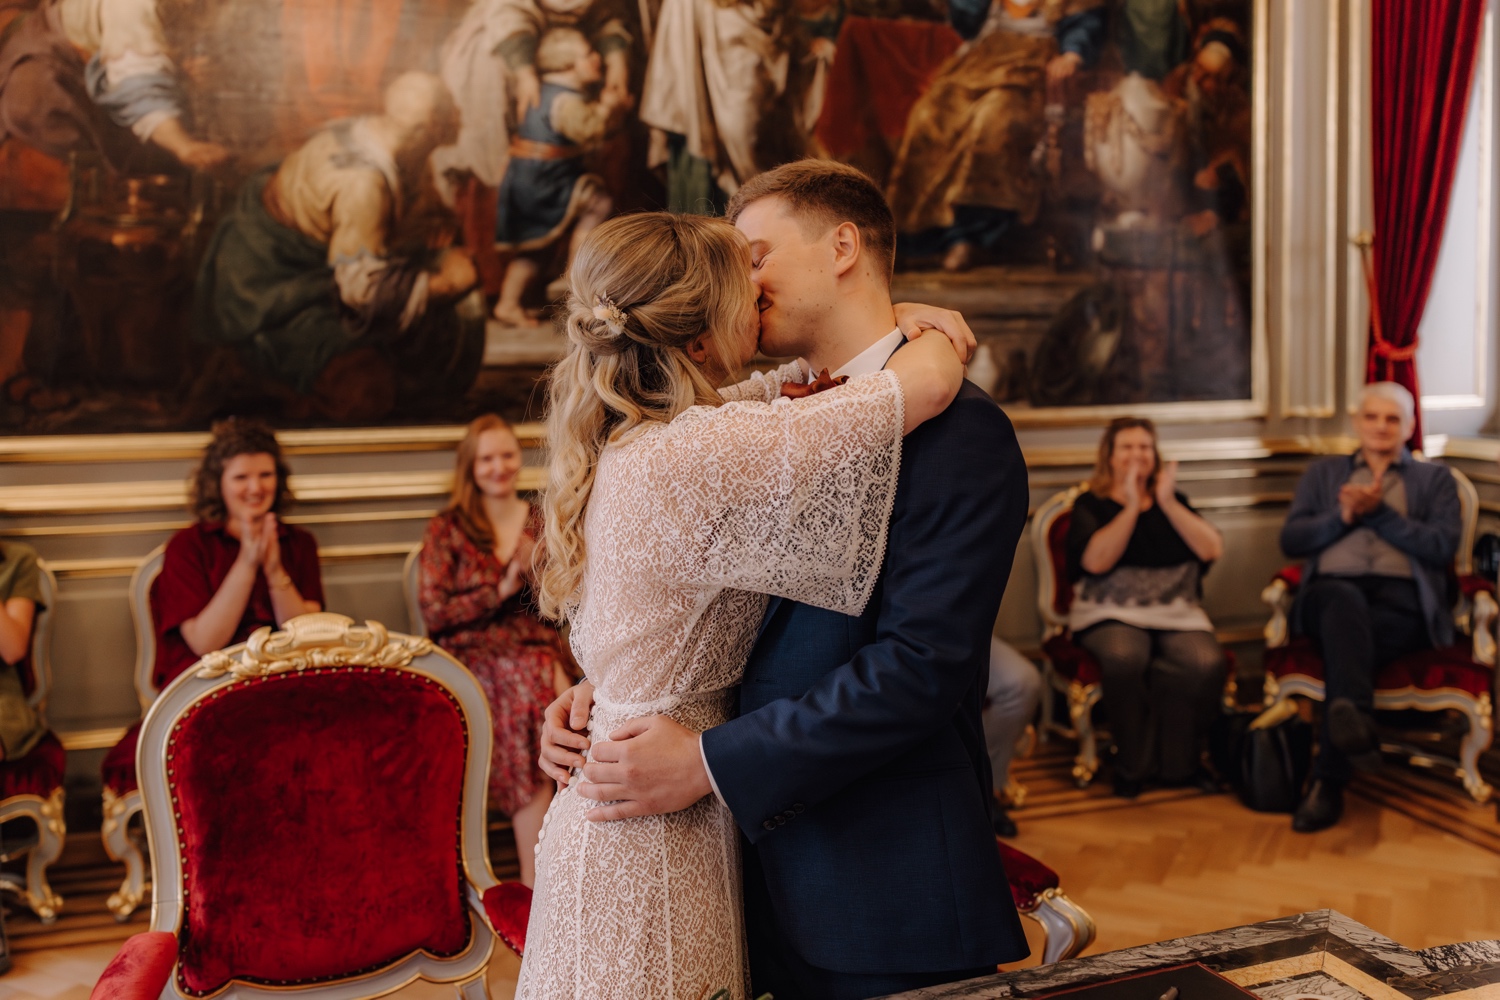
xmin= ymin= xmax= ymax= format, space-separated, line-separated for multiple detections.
xmin=830 ymin=221 xmax=863 ymax=278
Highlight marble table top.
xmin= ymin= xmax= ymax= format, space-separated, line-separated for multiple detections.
xmin=883 ymin=911 xmax=1500 ymax=1000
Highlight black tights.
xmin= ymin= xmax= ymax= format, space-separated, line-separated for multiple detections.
xmin=1077 ymin=623 xmax=1225 ymax=783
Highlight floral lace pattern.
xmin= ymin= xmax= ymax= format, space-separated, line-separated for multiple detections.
xmin=516 ymin=365 xmax=905 ymax=999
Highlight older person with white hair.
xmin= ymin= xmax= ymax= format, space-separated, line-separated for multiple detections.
xmin=1280 ymin=381 xmax=1461 ymax=832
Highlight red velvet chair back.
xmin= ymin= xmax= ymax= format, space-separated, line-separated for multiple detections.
xmin=1031 ymin=487 xmax=1083 ymax=640
xmin=136 ymin=614 xmax=501 ymax=999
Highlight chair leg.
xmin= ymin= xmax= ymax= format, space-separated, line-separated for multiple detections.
xmin=102 ymin=789 xmax=148 ymax=920
xmin=1457 ymin=695 xmax=1494 ymax=804
xmin=1028 ymin=888 xmax=1097 ymax=964
xmin=1067 ymin=682 xmax=1099 ymax=787
xmin=454 ymin=971 xmax=491 ymax=999
xmin=24 ymin=788 xmax=65 ymax=923
xmin=1039 ymin=665 xmax=1057 ymax=744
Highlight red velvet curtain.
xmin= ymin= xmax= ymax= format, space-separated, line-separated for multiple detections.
xmin=1368 ymin=0 xmax=1487 ymax=450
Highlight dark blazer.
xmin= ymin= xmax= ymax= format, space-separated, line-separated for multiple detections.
xmin=1280 ymin=449 xmax=1461 ymax=647
xmin=701 ymin=381 xmax=1031 ymax=976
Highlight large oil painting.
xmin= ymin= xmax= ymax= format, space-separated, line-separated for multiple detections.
xmin=0 ymin=0 xmax=1254 ymax=433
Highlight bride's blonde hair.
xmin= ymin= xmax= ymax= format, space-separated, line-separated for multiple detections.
xmin=538 ymin=212 xmax=756 ymax=620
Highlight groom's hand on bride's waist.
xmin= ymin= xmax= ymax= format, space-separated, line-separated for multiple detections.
xmin=578 ymin=716 xmax=712 ymax=821
xmin=539 ymin=680 xmax=595 ymax=787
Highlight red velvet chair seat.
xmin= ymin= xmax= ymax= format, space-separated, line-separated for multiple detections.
xmin=168 ymin=668 xmax=472 ymax=996
xmin=0 ymin=730 xmax=66 ymax=799
xmin=1265 ymin=636 xmax=1492 ymax=698
xmin=102 ymin=722 xmax=141 ymax=796
xmin=996 ymin=840 xmax=1059 ymax=913
xmin=1042 ymin=634 xmax=1102 ymax=687
xmin=482 ymin=882 xmax=532 ymax=956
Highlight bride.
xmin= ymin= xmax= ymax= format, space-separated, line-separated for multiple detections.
xmin=518 ymin=211 xmax=967 ymax=999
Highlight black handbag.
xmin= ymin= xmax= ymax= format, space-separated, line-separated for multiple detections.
xmin=1211 ymin=704 xmax=1313 ymax=813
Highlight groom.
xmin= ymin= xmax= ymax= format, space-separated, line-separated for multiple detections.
xmin=540 ymin=160 xmax=1031 ymax=999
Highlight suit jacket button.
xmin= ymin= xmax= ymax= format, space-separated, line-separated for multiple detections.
xmin=763 ymin=820 xmax=776 ymax=831
xmin=793 ymin=803 xmax=805 ymax=813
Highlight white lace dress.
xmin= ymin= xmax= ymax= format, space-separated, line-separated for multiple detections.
xmin=516 ymin=365 xmax=906 ymax=1000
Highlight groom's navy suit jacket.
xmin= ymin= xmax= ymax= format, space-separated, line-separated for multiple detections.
xmin=701 ymin=380 xmax=1031 ymax=976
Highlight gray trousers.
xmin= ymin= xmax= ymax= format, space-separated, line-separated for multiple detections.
xmin=984 ymin=637 xmax=1043 ymax=793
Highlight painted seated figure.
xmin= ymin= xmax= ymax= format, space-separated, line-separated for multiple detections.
xmin=885 ymin=0 xmax=1106 ymax=272
xmin=193 ymin=73 xmax=484 ymax=423
xmin=1279 ymin=383 xmax=1463 ymax=833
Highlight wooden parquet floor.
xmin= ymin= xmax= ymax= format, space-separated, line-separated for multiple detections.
xmin=7 ymin=743 xmax=1500 ymax=997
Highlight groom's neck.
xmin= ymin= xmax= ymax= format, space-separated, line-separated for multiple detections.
xmin=802 ymin=292 xmax=898 ymax=374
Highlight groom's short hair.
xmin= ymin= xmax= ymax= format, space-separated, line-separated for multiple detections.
xmin=726 ymin=160 xmax=896 ymax=284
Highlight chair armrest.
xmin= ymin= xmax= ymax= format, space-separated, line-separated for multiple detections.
xmin=89 ymin=931 xmax=177 ymax=1000
xmin=1261 ymin=567 xmax=1300 ymax=649
xmin=1472 ymin=587 xmax=1498 ymax=668
xmin=481 ymin=881 xmax=533 ymax=957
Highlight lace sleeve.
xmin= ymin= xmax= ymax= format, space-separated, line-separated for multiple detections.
xmin=715 ymin=361 xmax=803 ymax=403
xmin=643 ymin=369 xmax=904 ymax=615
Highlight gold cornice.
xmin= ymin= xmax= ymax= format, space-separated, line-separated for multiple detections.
xmin=0 ymin=423 xmax=547 ymax=464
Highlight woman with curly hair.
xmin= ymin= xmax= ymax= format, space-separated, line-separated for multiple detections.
xmin=151 ymin=417 xmax=324 ymax=690
xmin=419 ymin=414 xmax=572 ymax=887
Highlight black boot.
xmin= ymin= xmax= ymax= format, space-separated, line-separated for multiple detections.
xmin=1327 ymin=698 xmax=1382 ymax=772
xmin=1292 ymin=778 xmax=1345 ymax=833
xmin=991 ymin=798 xmax=1018 ymax=838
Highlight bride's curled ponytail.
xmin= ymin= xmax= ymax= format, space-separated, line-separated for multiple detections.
xmin=538 ymin=213 xmax=756 ymax=620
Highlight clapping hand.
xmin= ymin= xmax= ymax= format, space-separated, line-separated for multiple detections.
xmin=1338 ymin=482 xmax=1383 ymax=523
xmin=258 ymin=514 xmax=283 ymax=575
xmin=1120 ymin=462 xmax=1143 ymax=510
xmin=497 ymin=533 xmax=536 ymax=602
xmin=1155 ymin=460 xmax=1180 ymax=507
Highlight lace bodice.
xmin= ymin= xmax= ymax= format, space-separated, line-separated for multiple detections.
xmin=518 ymin=364 xmax=907 ymax=1000
xmin=567 ymin=363 xmax=905 ymax=714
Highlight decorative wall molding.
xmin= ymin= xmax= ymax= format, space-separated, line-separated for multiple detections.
xmin=0 ymin=423 xmax=547 ymax=465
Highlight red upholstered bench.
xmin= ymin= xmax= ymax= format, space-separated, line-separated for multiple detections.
xmin=0 ymin=561 xmax=67 ymax=922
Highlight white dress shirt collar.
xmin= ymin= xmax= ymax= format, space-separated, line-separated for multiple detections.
xmin=800 ymin=328 xmax=905 ymax=382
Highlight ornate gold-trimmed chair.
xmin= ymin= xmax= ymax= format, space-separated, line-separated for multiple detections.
xmin=1261 ymin=464 xmax=1497 ymax=803
xmin=92 ymin=613 xmax=527 ymax=999
xmin=404 ymin=543 xmax=428 ymax=638
xmin=99 ymin=545 xmax=165 ymax=920
xmin=997 ymin=840 xmax=1096 ymax=964
xmin=0 ymin=558 xmax=67 ymax=923
xmin=1032 ymin=486 xmax=1235 ymax=786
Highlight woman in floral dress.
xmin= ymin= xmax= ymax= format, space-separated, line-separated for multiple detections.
xmin=419 ymin=414 xmax=571 ymax=886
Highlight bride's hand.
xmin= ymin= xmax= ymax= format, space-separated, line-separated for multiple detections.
xmin=539 ymin=679 xmax=594 ymax=786
xmin=893 ymin=302 xmax=976 ymax=364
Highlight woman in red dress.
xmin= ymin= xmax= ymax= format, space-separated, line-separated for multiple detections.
xmin=152 ymin=418 xmax=325 ymax=690
xmin=420 ymin=414 xmax=570 ymax=886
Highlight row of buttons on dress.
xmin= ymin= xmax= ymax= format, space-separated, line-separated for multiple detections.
xmin=762 ymin=802 xmax=806 ymax=831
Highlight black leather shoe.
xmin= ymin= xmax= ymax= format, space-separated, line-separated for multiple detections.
xmin=1327 ymin=698 xmax=1382 ymax=771
xmin=1111 ymin=773 xmax=1144 ymax=799
xmin=1292 ymin=779 xmax=1344 ymax=833
xmin=992 ymin=799 xmax=1018 ymax=838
